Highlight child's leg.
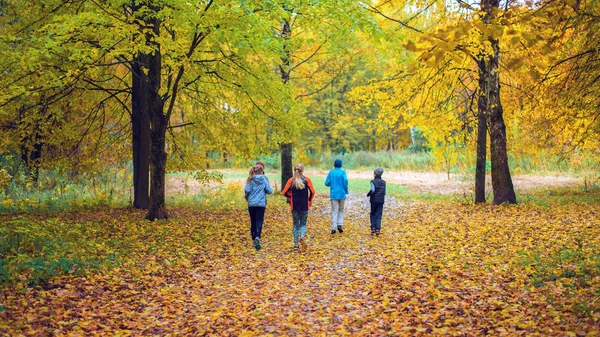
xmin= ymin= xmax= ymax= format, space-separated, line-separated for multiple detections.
xmin=248 ymin=207 xmax=257 ymax=240
xmin=330 ymin=200 xmax=340 ymax=231
xmin=299 ymin=211 xmax=308 ymax=238
xmin=369 ymin=202 xmax=377 ymax=230
xmin=374 ymin=203 xmax=384 ymax=231
xmin=292 ymin=210 xmax=300 ymax=244
xmin=336 ymin=199 xmax=346 ymax=227
xmin=255 ymin=207 xmax=266 ymax=239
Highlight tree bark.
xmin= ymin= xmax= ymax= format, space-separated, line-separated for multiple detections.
xmin=480 ymin=0 xmax=517 ymax=205
xmin=279 ymin=18 xmax=293 ymax=188
xmin=280 ymin=142 xmax=293 ymax=190
xmin=475 ymin=63 xmax=488 ymax=204
xmin=131 ymin=54 xmax=150 ymax=209
xmin=487 ymin=46 xmax=516 ymax=204
xmin=142 ymin=13 xmax=169 ymax=220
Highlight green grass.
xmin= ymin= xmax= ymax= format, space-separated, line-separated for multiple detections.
xmin=305 ymin=176 xmax=410 ymax=196
xmin=0 ymin=212 xmax=208 ymax=288
xmin=0 ymin=166 xmax=131 ymax=214
xmin=517 ymin=185 xmax=600 ymax=208
xmin=518 ymin=243 xmax=600 ymax=290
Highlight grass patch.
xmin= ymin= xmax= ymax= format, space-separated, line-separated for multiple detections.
xmin=517 ymin=241 xmax=600 ymax=316
xmin=518 ymin=185 xmax=600 ymax=208
xmin=0 ymin=212 xmax=207 ymax=288
xmin=519 ymin=244 xmax=599 ymax=288
xmin=1 ymin=166 xmax=131 ymax=214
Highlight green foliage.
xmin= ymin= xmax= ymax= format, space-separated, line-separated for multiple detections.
xmin=0 ymin=164 xmax=131 ymax=213
xmin=519 ymin=242 xmax=600 ymax=290
xmin=0 ymin=210 xmax=209 ymax=287
xmin=192 ymin=170 xmax=224 ymax=185
xmin=169 ymin=181 xmax=247 ymax=210
xmin=518 ymin=185 xmax=600 ymax=208
xmin=0 ymin=217 xmax=103 ymax=286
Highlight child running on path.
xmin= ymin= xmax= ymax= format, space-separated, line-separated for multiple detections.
xmin=367 ymin=167 xmax=386 ymax=235
xmin=325 ymin=159 xmax=348 ymax=234
xmin=244 ymin=162 xmax=273 ymax=250
xmin=282 ymin=163 xmax=315 ymax=250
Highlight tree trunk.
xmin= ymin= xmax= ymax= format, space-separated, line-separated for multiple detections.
xmin=480 ymin=0 xmax=517 ymax=205
xmin=279 ymin=18 xmax=293 ymax=188
xmin=146 ymin=107 xmax=168 ymax=220
xmin=488 ymin=43 xmax=516 ymax=205
xmin=143 ymin=15 xmax=169 ymax=220
xmin=280 ymin=142 xmax=293 ymax=190
xmin=475 ymin=63 xmax=488 ymax=204
xmin=131 ymin=54 xmax=150 ymax=209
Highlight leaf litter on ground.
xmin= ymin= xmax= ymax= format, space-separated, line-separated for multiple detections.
xmin=0 ymin=193 xmax=599 ymax=336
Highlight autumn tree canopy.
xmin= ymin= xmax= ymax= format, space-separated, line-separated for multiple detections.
xmin=1 ymin=0 xmax=598 ymax=208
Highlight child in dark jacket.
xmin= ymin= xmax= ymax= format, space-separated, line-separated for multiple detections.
xmin=282 ymin=163 xmax=315 ymax=250
xmin=367 ymin=167 xmax=386 ymax=235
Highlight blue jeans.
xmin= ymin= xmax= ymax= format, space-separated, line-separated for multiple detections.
xmin=292 ymin=210 xmax=308 ymax=244
xmin=248 ymin=207 xmax=266 ymax=240
xmin=370 ymin=202 xmax=384 ymax=230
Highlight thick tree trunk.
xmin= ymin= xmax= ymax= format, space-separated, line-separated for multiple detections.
xmin=475 ymin=63 xmax=488 ymax=204
xmin=279 ymin=18 xmax=293 ymax=187
xmin=131 ymin=55 xmax=150 ymax=209
xmin=488 ymin=43 xmax=516 ymax=205
xmin=146 ymin=108 xmax=168 ymax=220
xmin=143 ymin=15 xmax=169 ymax=220
xmin=480 ymin=0 xmax=517 ymax=205
xmin=280 ymin=142 xmax=293 ymax=190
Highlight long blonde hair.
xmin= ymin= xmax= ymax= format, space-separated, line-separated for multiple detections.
xmin=246 ymin=165 xmax=264 ymax=184
xmin=292 ymin=163 xmax=305 ymax=189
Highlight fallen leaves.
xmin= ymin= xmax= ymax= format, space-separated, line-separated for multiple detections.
xmin=1 ymin=196 xmax=599 ymax=336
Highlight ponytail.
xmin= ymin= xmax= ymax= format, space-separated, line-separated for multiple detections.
xmin=246 ymin=167 xmax=255 ymax=184
xmin=246 ymin=165 xmax=264 ymax=184
xmin=292 ymin=163 xmax=305 ymax=189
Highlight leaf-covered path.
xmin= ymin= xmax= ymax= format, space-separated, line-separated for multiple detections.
xmin=2 ymin=195 xmax=599 ymax=336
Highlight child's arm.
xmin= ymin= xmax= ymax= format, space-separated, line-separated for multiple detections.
xmin=281 ymin=178 xmax=293 ymax=198
xmin=343 ymin=171 xmax=349 ymax=195
xmin=264 ymin=177 xmax=273 ymax=195
xmin=367 ymin=181 xmax=375 ymax=197
xmin=306 ymin=177 xmax=316 ymax=207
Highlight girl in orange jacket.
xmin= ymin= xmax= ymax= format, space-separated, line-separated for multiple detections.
xmin=282 ymin=163 xmax=315 ymax=250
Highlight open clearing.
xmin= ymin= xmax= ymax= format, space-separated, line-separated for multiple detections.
xmin=167 ymin=169 xmax=583 ymax=196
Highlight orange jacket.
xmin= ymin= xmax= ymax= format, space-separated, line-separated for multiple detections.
xmin=282 ymin=176 xmax=315 ymax=210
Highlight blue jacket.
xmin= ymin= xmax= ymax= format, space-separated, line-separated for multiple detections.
xmin=244 ymin=174 xmax=273 ymax=207
xmin=325 ymin=168 xmax=348 ymax=200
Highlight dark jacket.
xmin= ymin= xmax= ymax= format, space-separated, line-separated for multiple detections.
xmin=367 ymin=177 xmax=386 ymax=203
xmin=282 ymin=176 xmax=316 ymax=211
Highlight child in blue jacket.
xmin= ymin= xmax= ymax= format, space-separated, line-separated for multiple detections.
xmin=325 ymin=159 xmax=348 ymax=234
xmin=244 ymin=162 xmax=273 ymax=250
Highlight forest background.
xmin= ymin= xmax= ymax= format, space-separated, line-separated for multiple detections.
xmin=0 ymin=0 xmax=598 ymax=215
xmin=0 ymin=0 xmax=599 ymax=335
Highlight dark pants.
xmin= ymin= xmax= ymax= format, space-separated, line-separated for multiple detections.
xmin=248 ymin=206 xmax=266 ymax=240
xmin=370 ymin=202 xmax=384 ymax=230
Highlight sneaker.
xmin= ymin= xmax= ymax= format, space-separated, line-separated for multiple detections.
xmin=337 ymin=226 xmax=343 ymax=233
xmin=300 ymin=237 xmax=307 ymax=250
xmin=376 ymin=230 xmax=381 ymax=235
xmin=253 ymin=237 xmax=261 ymax=250
xmin=331 ymin=230 xmax=337 ymax=235
xmin=371 ymin=229 xmax=376 ymax=235
xmin=293 ymin=244 xmax=299 ymax=250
